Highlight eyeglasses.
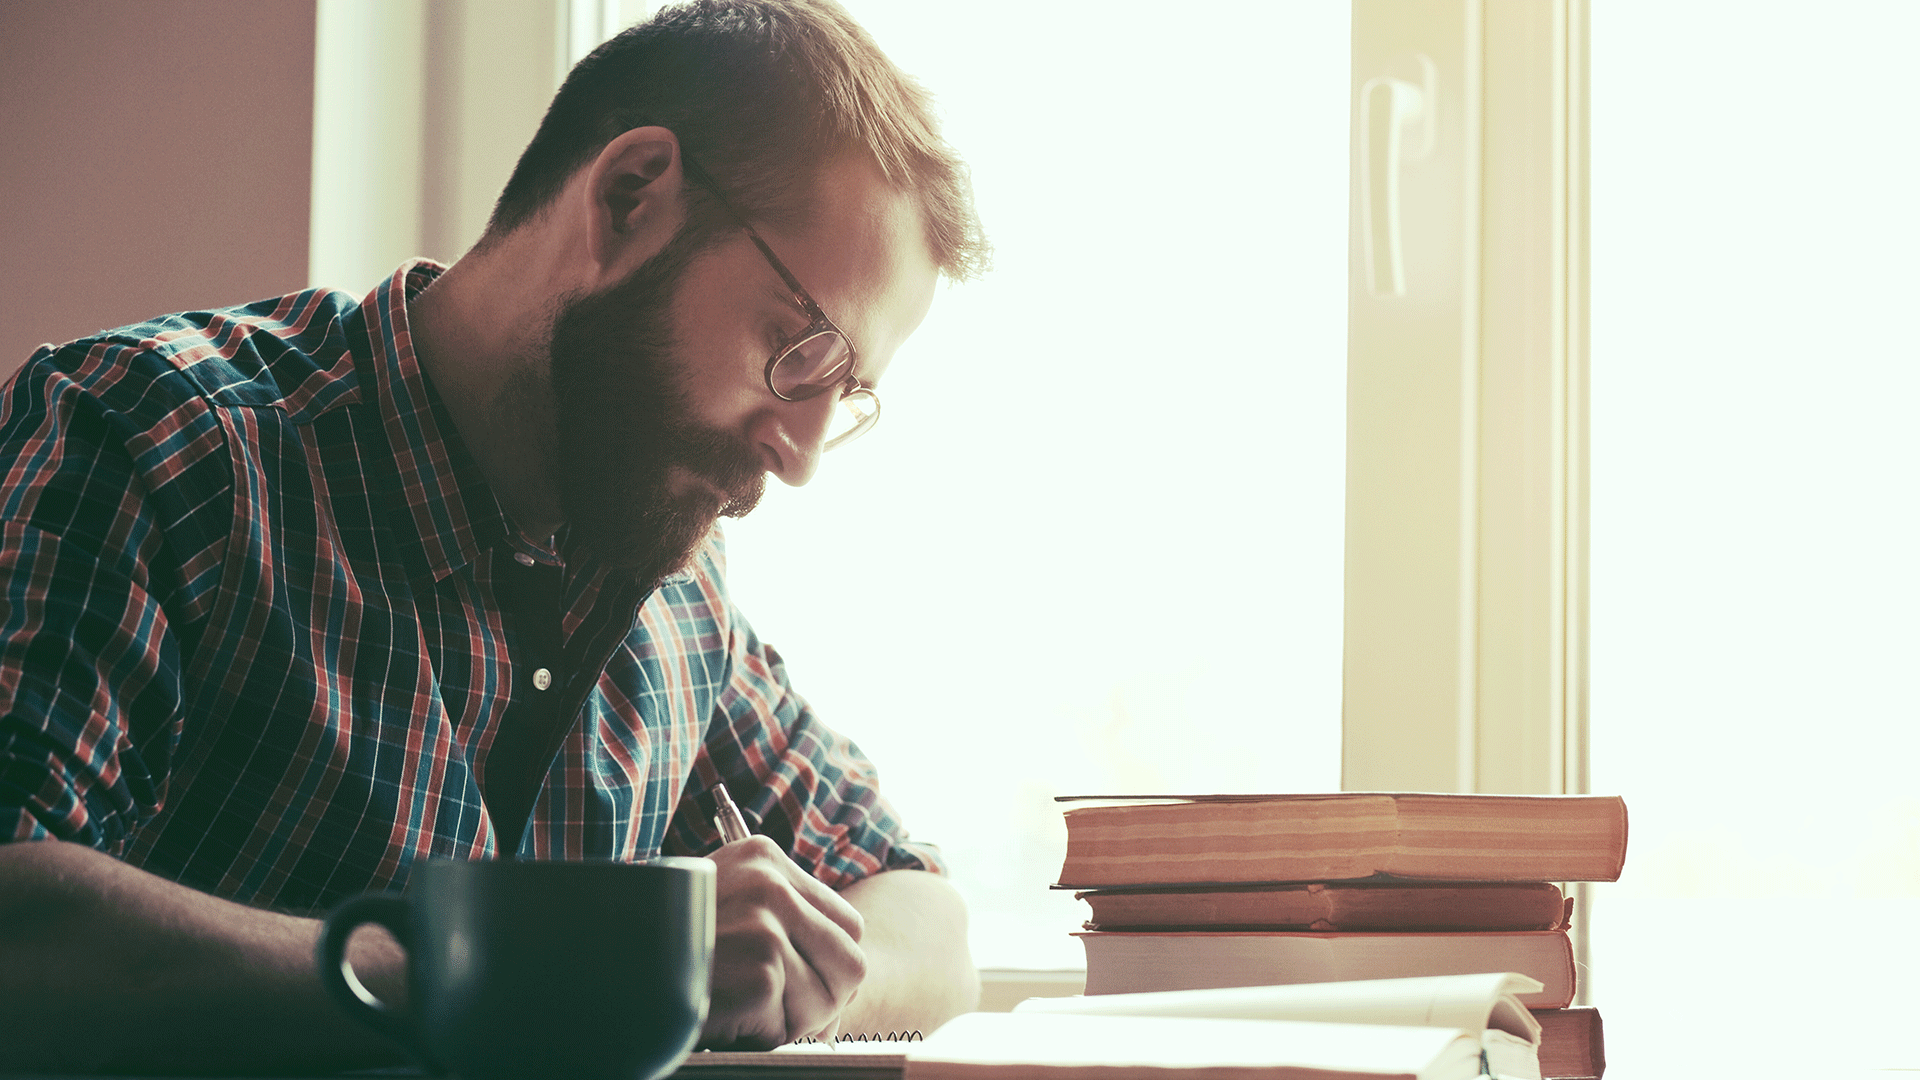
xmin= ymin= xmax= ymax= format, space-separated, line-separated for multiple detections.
xmin=681 ymin=155 xmax=880 ymax=451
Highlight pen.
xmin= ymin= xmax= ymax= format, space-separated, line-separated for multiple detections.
xmin=712 ymin=781 xmax=752 ymax=844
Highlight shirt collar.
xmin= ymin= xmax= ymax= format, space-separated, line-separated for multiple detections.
xmin=357 ymin=259 xmax=521 ymax=582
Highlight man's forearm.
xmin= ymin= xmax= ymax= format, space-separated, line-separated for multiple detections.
xmin=0 ymin=839 xmax=408 ymax=1073
xmin=834 ymin=869 xmax=978 ymax=1036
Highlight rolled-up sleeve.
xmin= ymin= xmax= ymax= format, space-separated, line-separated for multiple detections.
xmin=0 ymin=345 xmax=214 ymax=852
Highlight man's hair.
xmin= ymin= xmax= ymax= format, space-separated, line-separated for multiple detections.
xmin=488 ymin=0 xmax=987 ymax=280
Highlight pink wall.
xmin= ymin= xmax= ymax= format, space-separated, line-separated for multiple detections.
xmin=0 ymin=0 xmax=316 ymax=377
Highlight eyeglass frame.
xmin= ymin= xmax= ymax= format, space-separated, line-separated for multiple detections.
xmin=679 ymin=153 xmax=880 ymax=450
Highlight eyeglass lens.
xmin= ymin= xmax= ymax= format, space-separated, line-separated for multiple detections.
xmin=770 ymin=331 xmax=855 ymax=399
xmin=824 ymin=388 xmax=879 ymax=450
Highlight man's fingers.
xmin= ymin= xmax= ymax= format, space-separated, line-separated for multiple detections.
xmin=721 ymin=842 xmax=864 ymax=1003
xmin=702 ymin=838 xmax=868 ymax=1048
xmin=705 ymin=912 xmax=792 ymax=1048
xmin=779 ymin=891 xmax=865 ymax=1006
xmin=780 ymin=931 xmax=843 ymax=1041
xmin=749 ymin=838 xmax=864 ymax=941
xmin=709 ymin=911 xmax=838 ymax=1046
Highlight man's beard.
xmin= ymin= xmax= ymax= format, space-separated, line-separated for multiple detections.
xmin=542 ymin=224 xmax=767 ymax=590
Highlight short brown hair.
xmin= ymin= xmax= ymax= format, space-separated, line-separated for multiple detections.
xmin=488 ymin=0 xmax=987 ymax=280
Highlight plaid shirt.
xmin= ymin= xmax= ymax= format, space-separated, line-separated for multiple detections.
xmin=0 ymin=261 xmax=937 ymax=913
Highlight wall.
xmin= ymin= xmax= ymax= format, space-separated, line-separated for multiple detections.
xmin=309 ymin=0 xmax=564 ymax=295
xmin=0 ymin=0 xmax=316 ymax=376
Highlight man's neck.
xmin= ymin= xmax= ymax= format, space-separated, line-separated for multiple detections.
xmin=408 ymin=230 xmax=570 ymax=539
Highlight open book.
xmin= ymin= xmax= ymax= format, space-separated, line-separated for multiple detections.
xmin=1013 ymin=971 xmax=1542 ymax=1040
xmin=673 ymin=972 xmax=1543 ymax=1080
xmin=1075 ymin=929 xmax=1575 ymax=1007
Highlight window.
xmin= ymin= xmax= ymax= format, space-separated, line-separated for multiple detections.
xmin=1588 ymin=2 xmax=1920 ymax=1073
xmin=718 ymin=0 xmax=1352 ymax=968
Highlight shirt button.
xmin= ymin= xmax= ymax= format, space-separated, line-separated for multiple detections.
xmin=514 ymin=552 xmax=536 ymax=566
xmin=532 ymin=668 xmax=553 ymax=691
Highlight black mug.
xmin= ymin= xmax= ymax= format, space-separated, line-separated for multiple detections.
xmin=317 ymin=857 xmax=715 ymax=1080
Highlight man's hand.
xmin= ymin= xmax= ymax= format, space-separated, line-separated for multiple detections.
xmin=701 ymin=836 xmax=867 ymax=1048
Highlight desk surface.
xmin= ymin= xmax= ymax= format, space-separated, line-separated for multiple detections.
xmin=8 ymin=1052 xmax=909 ymax=1080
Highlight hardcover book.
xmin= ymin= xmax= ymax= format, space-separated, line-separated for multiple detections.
xmin=1075 ymin=929 xmax=1577 ymax=1008
xmin=1056 ymin=793 xmax=1629 ymax=888
xmin=1532 ymin=1007 xmax=1606 ymax=1080
xmin=1076 ymin=880 xmax=1571 ymax=932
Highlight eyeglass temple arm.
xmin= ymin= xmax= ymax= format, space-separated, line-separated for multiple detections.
xmin=679 ymin=151 xmax=823 ymax=317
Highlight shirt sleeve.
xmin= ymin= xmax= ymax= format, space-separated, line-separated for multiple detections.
xmin=661 ymin=541 xmax=944 ymax=887
xmin=0 ymin=344 xmax=217 ymax=851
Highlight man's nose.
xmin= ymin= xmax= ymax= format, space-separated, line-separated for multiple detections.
xmin=749 ymin=393 xmax=836 ymax=486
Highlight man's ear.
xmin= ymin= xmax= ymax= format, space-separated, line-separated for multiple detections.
xmin=580 ymin=126 xmax=687 ymax=282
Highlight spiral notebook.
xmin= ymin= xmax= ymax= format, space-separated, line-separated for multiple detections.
xmin=671 ymin=1032 xmax=922 ymax=1080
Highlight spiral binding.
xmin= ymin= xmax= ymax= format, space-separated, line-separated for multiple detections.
xmin=793 ymin=1030 xmax=923 ymax=1045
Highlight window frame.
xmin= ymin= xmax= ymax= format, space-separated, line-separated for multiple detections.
xmin=1342 ymin=0 xmax=1589 ymax=802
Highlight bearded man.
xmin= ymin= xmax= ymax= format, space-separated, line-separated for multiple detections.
xmin=0 ymin=0 xmax=987 ymax=1071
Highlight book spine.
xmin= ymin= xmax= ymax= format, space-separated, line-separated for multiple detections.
xmin=1530 ymin=1007 xmax=1604 ymax=1080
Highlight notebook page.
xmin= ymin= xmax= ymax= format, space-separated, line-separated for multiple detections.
xmin=1014 ymin=972 xmax=1544 ymax=1041
xmin=908 ymin=1012 xmax=1482 ymax=1079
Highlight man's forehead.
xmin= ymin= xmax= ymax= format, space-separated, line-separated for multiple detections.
xmin=770 ymin=156 xmax=931 ymax=284
xmin=760 ymin=155 xmax=938 ymax=367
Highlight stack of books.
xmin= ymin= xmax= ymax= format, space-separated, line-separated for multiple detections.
xmin=1055 ymin=792 xmax=1627 ymax=1080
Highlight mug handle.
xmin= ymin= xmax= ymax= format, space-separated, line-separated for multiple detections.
xmin=316 ymin=893 xmax=415 ymax=1049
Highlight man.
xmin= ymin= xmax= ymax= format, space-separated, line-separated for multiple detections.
xmin=0 ymin=0 xmax=988 ymax=1071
